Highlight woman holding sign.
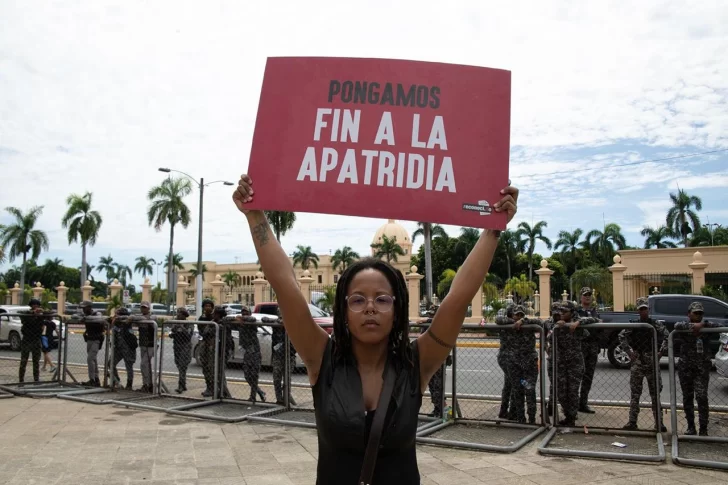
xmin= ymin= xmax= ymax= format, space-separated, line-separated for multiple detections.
xmin=233 ymin=174 xmax=517 ymax=485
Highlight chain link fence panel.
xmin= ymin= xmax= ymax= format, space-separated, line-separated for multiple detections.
xmin=409 ymin=323 xmax=450 ymax=432
xmin=418 ymin=322 xmax=547 ymax=452
xmin=669 ymin=326 xmax=728 ymax=470
xmin=538 ymin=322 xmax=665 ymax=462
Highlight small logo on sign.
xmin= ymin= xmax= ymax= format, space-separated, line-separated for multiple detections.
xmin=462 ymin=200 xmax=492 ymax=216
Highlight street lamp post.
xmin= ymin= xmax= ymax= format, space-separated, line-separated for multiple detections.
xmin=703 ymin=222 xmax=722 ymax=247
xmin=158 ymin=168 xmax=233 ymax=317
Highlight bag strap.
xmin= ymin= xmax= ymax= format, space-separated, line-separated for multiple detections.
xmin=359 ymin=360 xmax=396 ymax=485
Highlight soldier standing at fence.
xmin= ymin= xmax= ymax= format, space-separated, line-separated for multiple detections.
xmin=111 ymin=307 xmax=137 ymax=390
xmin=619 ymin=297 xmax=668 ymax=432
xmin=18 ymin=298 xmax=46 ymax=383
xmin=507 ymin=305 xmax=541 ymax=424
xmin=236 ymin=308 xmax=267 ymax=402
xmin=213 ymin=305 xmax=234 ymax=398
xmin=421 ymin=305 xmax=447 ymax=417
xmin=496 ymin=304 xmax=516 ymax=419
xmin=136 ymin=301 xmax=158 ymax=393
xmin=272 ymin=307 xmax=297 ymax=405
xmin=577 ymin=287 xmax=601 ymax=414
xmin=555 ymin=301 xmax=598 ymax=426
xmin=78 ymin=301 xmax=104 ymax=387
xmin=198 ymin=298 xmax=216 ymax=397
xmin=170 ymin=307 xmax=193 ymax=394
xmin=675 ymin=301 xmax=726 ymax=436
xmin=544 ymin=302 xmax=562 ymax=419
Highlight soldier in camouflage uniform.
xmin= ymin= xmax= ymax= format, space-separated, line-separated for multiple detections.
xmin=272 ymin=308 xmax=297 ymax=405
xmin=619 ymin=297 xmax=668 ymax=432
xmin=197 ymin=298 xmax=217 ymax=397
xmin=235 ymin=307 xmax=267 ymax=402
xmin=111 ymin=307 xmax=137 ymax=390
xmin=577 ymin=287 xmax=601 ymax=414
xmin=170 ymin=307 xmax=193 ymax=393
xmin=502 ymin=305 xmax=542 ymax=424
xmin=555 ymin=301 xmax=599 ymax=426
xmin=496 ymin=305 xmax=516 ymax=419
xmin=75 ymin=300 xmax=104 ymax=387
xmin=18 ymin=298 xmax=47 ymax=383
xmin=213 ymin=306 xmax=234 ymax=398
xmin=544 ymin=302 xmax=562 ymax=419
xmin=421 ymin=305 xmax=447 ymax=416
xmin=675 ymin=301 xmax=726 ymax=436
xmin=137 ymin=301 xmax=159 ymax=393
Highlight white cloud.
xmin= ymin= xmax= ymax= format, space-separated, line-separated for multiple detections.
xmin=1 ymin=0 xmax=727 ymax=285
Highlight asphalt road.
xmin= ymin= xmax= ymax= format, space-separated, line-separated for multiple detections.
xmin=2 ymin=333 xmax=727 ymax=407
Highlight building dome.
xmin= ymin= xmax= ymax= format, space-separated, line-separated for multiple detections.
xmin=371 ymin=219 xmax=413 ymax=256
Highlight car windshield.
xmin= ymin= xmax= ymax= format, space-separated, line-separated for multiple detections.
xmin=309 ymin=304 xmax=327 ymax=317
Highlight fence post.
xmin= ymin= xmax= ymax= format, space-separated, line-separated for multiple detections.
xmin=32 ymin=281 xmax=44 ymax=301
xmin=299 ymin=270 xmax=313 ymax=304
xmin=470 ymin=281 xmax=483 ymax=322
xmin=405 ymin=266 xmax=424 ymax=322
xmin=210 ymin=275 xmax=225 ymax=304
xmin=561 ymin=290 xmax=568 ymax=302
xmin=109 ymin=278 xmax=123 ymax=300
xmin=10 ymin=282 xmax=21 ymax=304
xmin=252 ymin=272 xmax=266 ymax=305
xmin=176 ymin=275 xmax=189 ymax=308
xmin=608 ymin=254 xmax=627 ymax=311
xmin=141 ymin=277 xmax=153 ymax=303
xmin=81 ymin=280 xmax=94 ymax=302
xmin=56 ymin=281 xmax=68 ymax=315
xmin=535 ymin=259 xmax=553 ymax=318
xmin=534 ymin=291 xmax=540 ymax=314
xmin=688 ymin=251 xmax=708 ymax=294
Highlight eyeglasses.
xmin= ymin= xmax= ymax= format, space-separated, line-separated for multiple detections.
xmin=346 ymin=294 xmax=395 ymax=313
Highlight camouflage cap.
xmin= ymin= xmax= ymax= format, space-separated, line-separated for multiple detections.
xmin=636 ymin=297 xmax=649 ymax=309
xmin=176 ymin=307 xmax=190 ymax=318
xmin=560 ymin=301 xmax=577 ymax=313
xmin=580 ymin=287 xmax=593 ymax=296
xmin=80 ymin=300 xmax=93 ymax=308
xmin=505 ymin=304 xmax=515 ymax=315
xmin=688 ymin=301 xmax=704 ymax=313
xmin=213 ymin=305 xmax=227 ymax=316
xmin=513 ymin=305 xmax=526 ymax=316
xmin=551 ymin=302 xmax=562 ymax=312
xmin=140 ymin=300 xmax=151 ymax=308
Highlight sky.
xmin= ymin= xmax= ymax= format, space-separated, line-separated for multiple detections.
xmin=1 ymin=0 xmax=727 ymax=288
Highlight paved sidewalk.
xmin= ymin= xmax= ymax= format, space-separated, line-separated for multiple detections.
xmin=1 ymin=398 xmax=727 ymax=485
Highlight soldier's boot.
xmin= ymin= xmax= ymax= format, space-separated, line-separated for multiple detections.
xmin=652 ymin=409 xmax=667 ymax=432
xmin=685 ymin=416 xmax=696 ymax=436
xmin=578 ymin=402 xmax=595 ymax=414
xmin=176 ymin=378 xmax=186 ymax=394
xmin=93 ymin=378 xmax=101 ymax=387
xmin=201 ymin=387 xmax=213 ymax=397
xmin=125 ymin=378 xmax=133 ymax=390
xmin=257 ymin=388 xmax=267 ymax=402
xmin=528 ymin=415 xmax=536 ymax=425
xmin=431 ymin=406 xmax=442 ymax=417
xmin=699 ymin=417 xmax=708 ymax=436
xmin=558 ymin=416 xmax=576 ymax=427
xmin=622 ymin=422 xmax=638 ymax=431
xmin=498 ymin=402 xmax=509 ymax=419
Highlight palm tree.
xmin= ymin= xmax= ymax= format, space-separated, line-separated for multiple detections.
xmin=114 ymin=263 xmax=133 ymax=288
xmin=497 ymin=229 xmax=524 ymax=280
xmin=0 ymin=206 xmax=49 ymax=290
xmin=666 ymin=189 xmax=702 ymax=246
xmin=317 ymin=286 xmax=336 ymax=312
xmin=61 ymin=192 xmax=103 ymax=288
xmin=454 ymin=227 xmax=481 ymax=264
xmin=331 ymin=246 xmax=360 ymax=273
xmin=516 ymin=221 xmax=552 ymax=281
xmin=640 ymin=225 xmax=678 ymax=249
xmin=412 ymin=222 xmax=448 ymax=306
xmin=189 ymin=263 xmax=209 ymax=281
xmin=690 ymin=226 xmax=728 ymax=247
xmin=264 ymin=211 xmax=297 ymax=242
xmin=371 ymin=235 xmax=405 ymax=263
xmin=222 ymin=270 xmax=242 ymax=291
xmin=554 ymin=228 xmax=583 ymax=297
xmin=80 ymin=264 xmax=95 ymax=282
xmin=41 ymin=258 xmax=65 ymax=288
xmin=0 ymin=244 xmax=5 ymax=265
xmin=134 ymin=256 xmax=156 ymax=279
xmin=585 ymin=223 xmax=626 ymax=266
xmin=437 ymin=269 xmax=457 ymax=298
xmin=164 ymin=253 xmax=185 ymax=271
xmin=97 ymin=255 xmax=116 ymax=283
xmin=147 ymin=176 xmax=192 ymax=305
xmin=504 ymin=274 xmax=537 ymax=303
xmin=292 ymin=245 xmax=320 ymax=270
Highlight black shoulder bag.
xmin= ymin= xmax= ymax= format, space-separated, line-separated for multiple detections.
xmin=359 ymin=361 xmax=396 ymax=485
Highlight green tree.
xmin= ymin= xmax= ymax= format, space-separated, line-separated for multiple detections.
xmin=497 ymin=229 xmax=525 ymax=280
xmin=114 ymin=263 xmax=133 ymax=288
xmin=690 ymin=225 xmax=728 ymax=247
xmin=453 ymin=227 xmax=481 ymax=267
xmin=292 ymin=245 xmax=320 ymax=270
xmin=0 ymin=206 xmax=49 ymax=291
xmin=331 ymin=246 xmax=360 ymax=273
xmin=666 ymin=189 xmax=702 ymax=247
xmin=97 ymin=255 xmax=116 ymax=283
xmin=222 ymin=270 xmax=242 ymax=291
xmin=585 ymin=223 xmax=626 ymax=267
xmin=412 ymin=222 xmax=449 ymax=306
xmin=264 ymin=211 xmax=297 ymax=242
xmin=516 ymin=221 xmax=552 ymax=281
xmin=189 ymin=263 xmax=208 ymax=280
xmin=317 ymin=286 xmax=336 ymax=313
xmin=147 ymin=177 xmax=192 ymax=305
xmin=164 ymin=253 xmax=185 ymax=271
xmin=640 ymin=225 xmax=678 ymax=249
xmin=504 ymin=274 xmax=536 ymax=303
xmin=554 ymin=228 xmax=584 ymax=297
xmin=371 ymin=235 xmax=405 ymax=263
xmin=134 ymin=256 xmax=156 ymax=279
xmin=61 ymin=192 xmax=103 ymax=288
xmin=40 ymin=258 xmax=65 ymax=289
xmin=571 ymin=266 xmax=612 ymax=304
xmin=437 ymin=268 xmax=457 ymax=298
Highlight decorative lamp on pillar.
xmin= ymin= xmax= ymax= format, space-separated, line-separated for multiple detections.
xmin=81 ymin=280 xmax=94 ymax=302
xmin=608 ymin=254 xmax=628 ymax=312
xmin=535 ymin=259 xmax=554 ymax=319
xmin=56 ymin=281 xmax=68 ymax=315
xmin=299 ymin=270 xmax=314 ymax=304
xmin=109 ymin=278 xmax=123 ymax=300
xmin=252 ymin=272 xmax=267 ymax=306
xmin=534 ymin=290 xmax=540 ymax=314
xmin=10 ymin=282 xmax=22 ymax=305
xmin=210 ymin=275 xmax=225 ymax=304
xmin=405 ymin=266 xmax=424 ymax=323
xmin=176 ymin=275 xmax=189 ymax=309
xmin=688 ymin=251 xmax=709 ymax=295
xmin=561 ymin=290 xmax=569 ymax=302
xmin=141 ymin=277 xmax=153 ymax=303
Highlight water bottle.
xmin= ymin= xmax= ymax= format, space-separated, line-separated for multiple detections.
xmin=696 ymin=338 xmax=703 ymax=355
xmin=444 ymin=405 xmax=453 ymax=420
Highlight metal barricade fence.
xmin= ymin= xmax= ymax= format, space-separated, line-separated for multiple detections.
xmin=417 ymin=322 xmax=547 ymax=452
xmin=0 ymin=312 xmax=74 ymax=397
xmin=668 ymin=326 xmax=728 ymax=470
xmin=538 ymin=322 xmax=665 ymax=462
xmin=409 ymin=323 xmax=452 ymax=432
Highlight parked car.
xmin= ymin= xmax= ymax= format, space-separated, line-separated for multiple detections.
xmin=253 ymin=301 xmax=333 ymax=332
xmin=597 ymin=294 xmax=728 ymax=369
xmin=715 ymin=333 xmax=728 ymax=380
xmin=222 ymin=303 xmax=245 ymax=315
xmin=0 ymin=305 xmax=64 ymax=351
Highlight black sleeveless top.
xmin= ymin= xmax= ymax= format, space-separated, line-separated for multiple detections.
xmin=312 ymin=339 xmax=423 ymax=484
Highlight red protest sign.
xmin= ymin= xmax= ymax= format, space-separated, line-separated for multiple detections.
xmin=246 ymin=57 xmax=511 ymax=229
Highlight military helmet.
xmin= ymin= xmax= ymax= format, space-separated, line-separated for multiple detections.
xmin=116 ymin=307 xmax=130 ymax=316
xmin=28 ymin=298 xmax=42 ymax=307
xmin=560 ymin=301 xmax=577 ymax=313
xmin=212 ymin=305 xmax=227 ymax=317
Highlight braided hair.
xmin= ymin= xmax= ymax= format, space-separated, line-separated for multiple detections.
xmin=332 ymin=257 xmax=412 ymax=369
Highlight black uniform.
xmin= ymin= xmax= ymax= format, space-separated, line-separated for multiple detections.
xmin=577 ymin=306 xmax=600 ymax=412
xmin=272 ymin=318 xmax=297 ymax=405
xmin=238 ymin=315 xmax=266 ymax=402
xmin=170 ymin=319 xmax=193 ymax=392
xmin=19 ymin=311 xmax=47 ymax=382
xmin=198 ymin=313 xmax=217 ymax=396
xmin=111 ymin=315 xmax=138 ymax=389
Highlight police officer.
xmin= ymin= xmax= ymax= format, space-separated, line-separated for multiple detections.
xmin=18 ymin=298 xmax=46 ymax=383
xmin=496 ymin=305 xmax=516 ymax=419
xmin=170 ymin=307 xmax=193 ymax=393
xmin=236 ymin=307 xmax=267 ymax=402
xmin=272 ymin=308 xmax=297 ymax=405
xmin=111 ymin=307 xmax=137 ymax=390
xmin=198 ymin=298 xmax=217 ymax=397
xmin=213 ymin=305 xmax=234 ymax=398
xmin=675 ymin=302 xmax=726 ymax=436
xmin=554 ymin=301 xmax=598 ymax=426
xmin=619 ymin=297 xmax=668 ymax=432
xmin=133 ymin=301 xmax=159 ymax=393
xmin=77 ymin=301 xmax=104 ymax=387
xmin=577 ymin=287 xmax=601 ymax=414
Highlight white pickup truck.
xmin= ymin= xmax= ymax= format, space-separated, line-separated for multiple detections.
xmin=0 ymin=305 xmax=63 ymax=351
